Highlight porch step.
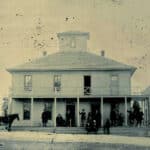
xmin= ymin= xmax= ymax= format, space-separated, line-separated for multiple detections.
xmin=11 ymin=126 xmax=149 ymax=137
xmin=55 ymin=127 xmax=87 ymax=134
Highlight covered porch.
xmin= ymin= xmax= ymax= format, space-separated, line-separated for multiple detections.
xmin=9 ymin=95 xmax=150 ymax=127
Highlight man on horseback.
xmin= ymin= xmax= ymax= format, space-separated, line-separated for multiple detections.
xmin=0 ymin=97 xmax=19 ymax=131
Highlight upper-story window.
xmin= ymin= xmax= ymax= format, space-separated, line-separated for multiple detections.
xmin=24 ymin=75 xmax=32 ymax=91
xmin=54 ymin=75 xmax=61 ymax=92
xmin=111 ymin=75 xmax=119 ymax=95
xmin=111 ymin=75 xmax=118 ymax=81
xmin=84 ymin=75 xmax=91 ymax=95
xmin=70 ymin=38 xmax=76 ymax=48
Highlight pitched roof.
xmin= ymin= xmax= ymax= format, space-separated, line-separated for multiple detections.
xmin=7 ymin=51 xmax=136 ymax=74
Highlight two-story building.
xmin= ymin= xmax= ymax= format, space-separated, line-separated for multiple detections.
xmin=7 ymin=31 xmax=136 ymax=127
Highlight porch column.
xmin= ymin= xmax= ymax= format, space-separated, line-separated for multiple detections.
xmin=31 ymin=97 xmax=34 ymax=126
xmin=8 ymin=97 xmax=13 ymax=114
xmin=54 ymin=97 xmax=57 ymax=127
xmin=144 ymin=98 xmax=147 ymax=126
xmin=101 ymin=97 xmax=103 ymax=127
xmin=146 ymin=98 xmax=149 ymax=126
xmin=148 ymin=97 xmax=150 ymax=125
xmin=124 ymin=97 xmax=128 ymax=126
xmin=77 ymin=97 xmax=80 ymax=127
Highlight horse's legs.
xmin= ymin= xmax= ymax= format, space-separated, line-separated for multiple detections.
xmin=7 ymin=122 xmax=12 ymax=131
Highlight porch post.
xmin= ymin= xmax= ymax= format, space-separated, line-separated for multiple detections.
xmin=77 ymin=97 xmax=80 ymax=127
xmin=148 ymin=96 xmax=150 ymax=125
xmin=101 ymin=97 xmax=103 ymax=127
xmin=144 ymin=98 xmax=147 ymax=125
xmin=31 ymin=97 xmax=34 ymax=126
xmin=125 ymin=97 xmax=128 ymax=126
xmin=8 ymin=97 xmax=13 ymax=114
xmin=146 ymin=98 xmax=149 ymax=126
xmin=54 ymin=97 xmax=57 ymax=127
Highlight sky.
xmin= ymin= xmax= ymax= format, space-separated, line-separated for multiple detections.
xmin=0 ymin=0 xmax=150 ymax=97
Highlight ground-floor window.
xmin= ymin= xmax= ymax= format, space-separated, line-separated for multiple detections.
xmin=23 ymin=102 xmax=31 ymax=120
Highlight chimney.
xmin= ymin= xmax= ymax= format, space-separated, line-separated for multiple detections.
xmin=101 ymin=50 xmax=105 ymax=57
xmin=42 ymin=51 xmax=47 ymax=56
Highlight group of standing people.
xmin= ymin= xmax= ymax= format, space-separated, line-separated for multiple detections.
xmin=128 ymin=108 xmax=144 ymax=127
xmin=80 ymin=109 xmax=110 ymax=134
xmin=128 ymin=101 xmax=144 ymax=127
xmin=80 ymin=109 xmax=101 ymax=128
xmin=110 ymin=108 xmax=124 ymax=126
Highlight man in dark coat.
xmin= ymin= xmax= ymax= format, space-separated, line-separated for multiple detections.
xmin=56 ymin=114 xmax=65 ymax=126
xmin=80 ymin=109 xmax=86 ymax=127
xmin=103 ymin=118 xmax=111 ymax=134
xmin=94 ymin=110 xmax=101 ymax=128
xmin=66 ymin=110 xmax=72 ymax=127
xmin=41 ymin=111 xmax=48 ymax=127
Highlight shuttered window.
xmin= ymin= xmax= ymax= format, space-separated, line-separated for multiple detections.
xmin=54 ymin=75 xmax=61 ymax=92
xmin=24 ymin=75 xmax=32 ymax=91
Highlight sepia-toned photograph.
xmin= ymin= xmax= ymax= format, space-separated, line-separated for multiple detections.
xmin=0 ymin=0 xmax=150 ymax=149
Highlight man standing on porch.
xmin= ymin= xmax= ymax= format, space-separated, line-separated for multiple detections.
xmin=80 ymin=109 xmax=86 ymax=127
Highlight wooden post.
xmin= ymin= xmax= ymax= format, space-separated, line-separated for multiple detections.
xmin=77 ymin=97 xmax=80 ymax=127
xmin=148 ymin=97 xmax=150 ymax=126
xmin=125 ymin=97 xmax=128 ymax=126
xmin=101 ymin=97 xmax=103 ymax=127
xmin=54 ymin=97 xmax=57 ymax=127
xmin=31 ymin=97 xmax=34 ymax=126
xmin=146 ymin=98 xmax=149 ymax=126
xmin=8 ymin=97 xmax=13 ymax=114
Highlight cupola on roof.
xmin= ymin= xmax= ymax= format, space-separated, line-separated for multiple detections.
xmin=7 ymin=31 xmax=136 ymax=76
xmin=57 ymin=31 xmax=89 ymax=52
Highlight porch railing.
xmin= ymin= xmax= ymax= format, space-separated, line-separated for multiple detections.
xmin=9 ymin=85 xmax=146 ymax=98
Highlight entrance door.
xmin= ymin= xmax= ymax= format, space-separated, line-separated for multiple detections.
xmin=91 ymin=103 xmax=100 ymax=116
xmin=66 ymin=104 xmax=75 ymax=127
xmin=84 ymin=75 xmax=91 ymax=95
xmin=91 ymin=103 xmax=101 ymax=127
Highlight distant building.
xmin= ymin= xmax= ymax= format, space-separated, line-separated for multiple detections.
xmin=7 ymin=31 xmax=136 ymax=127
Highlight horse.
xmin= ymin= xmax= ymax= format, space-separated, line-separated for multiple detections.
xmin=0 ymin=114 xmax=19 ymax=131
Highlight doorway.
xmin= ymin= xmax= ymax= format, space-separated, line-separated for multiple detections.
xmin=91 ymin=103 xmax=100 ymax=116
xmin=84 ymin=75 xmax=91 ymax=95
xmin=66 ymin=104 xmax=75 ymax=127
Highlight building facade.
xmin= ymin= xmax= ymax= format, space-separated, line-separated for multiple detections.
xmin=7 ymin=31 xmax=136 ymax=127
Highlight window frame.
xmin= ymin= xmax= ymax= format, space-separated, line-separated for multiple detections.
xmin=110 ymin=74 xmax=119 ymax=95
xmin=24 ymin=75 xmax=32 ymax=91
xmin=111 ymin=75 xmax=118 ymax=81
xmin=70 ymin=37 xmax=76 ymax=48
xmin=53 ymin=75 xmax=61 ymax=92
